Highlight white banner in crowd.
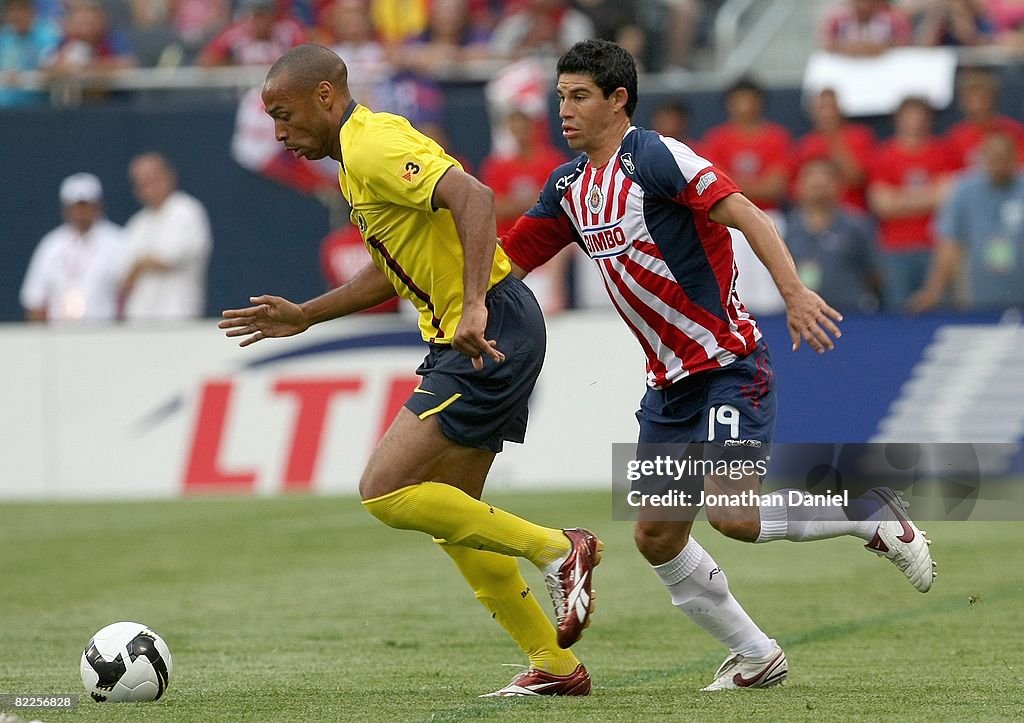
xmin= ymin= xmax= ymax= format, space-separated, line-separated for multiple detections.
xmin=803 ymin=47 xmax=958 ymax=117
xmin=0 ymin=314 xmax=641 ymax=500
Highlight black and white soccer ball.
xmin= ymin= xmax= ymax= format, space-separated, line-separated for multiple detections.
xmin=80 ymin=622 xmax=172 ymax=702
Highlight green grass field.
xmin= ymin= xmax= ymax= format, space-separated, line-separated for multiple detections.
xmin=1 ymin=490 xmax=1022 ymax=722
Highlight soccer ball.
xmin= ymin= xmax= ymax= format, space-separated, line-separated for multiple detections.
xmin=80 ymin=622 xmax=172 ymax=702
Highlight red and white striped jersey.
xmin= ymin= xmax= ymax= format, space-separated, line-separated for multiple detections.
xmin=503 ymin=126 xmax=761 ymax=389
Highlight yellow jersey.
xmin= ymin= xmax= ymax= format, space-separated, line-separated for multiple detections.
xmin=337 ymin=103 xmax=511 ymax=343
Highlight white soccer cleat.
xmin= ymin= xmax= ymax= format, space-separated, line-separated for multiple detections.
xmin=863 ymin=487 xmax=936 ymax=593
xmin=701 ymin=639 xmax=788 ymax=691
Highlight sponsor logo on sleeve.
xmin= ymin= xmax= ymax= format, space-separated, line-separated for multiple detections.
xmin=695 ymin=170 xmax=717 ymax=196
xmin=400 ymin=159 xmax=420 ymax=182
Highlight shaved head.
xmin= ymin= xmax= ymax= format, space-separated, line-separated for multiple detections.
xmin=266 ymin=44 xmax=349 ymax=96
xmin=261 ymin=44 xmax=354 ymax=162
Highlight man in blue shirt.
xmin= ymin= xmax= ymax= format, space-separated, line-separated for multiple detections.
xmin=0 ymin=0 xmax=59 ymax=106
xmin=786 ymin=157 xmax=882 ymax=314
xmin=910 ymin=131 xmax=1024 ymax=312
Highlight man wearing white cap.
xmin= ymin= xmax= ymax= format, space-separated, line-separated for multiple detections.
xmin=19 ymin=172 xmax=126 ymax=322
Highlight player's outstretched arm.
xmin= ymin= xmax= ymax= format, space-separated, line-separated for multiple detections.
xmin=709 ymin=192 xmax=843 ymax=354
xmin=219 ymin=262 xmax=397 ymax=347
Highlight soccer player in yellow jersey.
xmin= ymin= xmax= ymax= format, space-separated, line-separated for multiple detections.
xmin=219 ymin=44 xmax=601 ymax=697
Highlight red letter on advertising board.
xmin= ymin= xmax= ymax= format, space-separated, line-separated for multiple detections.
xmin=375 ymin=376 xmax=421 ymax=444
xmin=183 ymin=380 xmax=258 ymax=492
xmin=273 ymin=378 xmax=363 ymax=490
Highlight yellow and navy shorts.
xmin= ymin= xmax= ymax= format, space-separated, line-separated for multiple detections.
xmin=404 ymin=275 xmax=546 ymax=453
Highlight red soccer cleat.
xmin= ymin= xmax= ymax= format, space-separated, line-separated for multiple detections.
xmin=479 ymin=664 xmax=592 ymax=697
xmin=545 ymin=528 xmax=603 ymax=648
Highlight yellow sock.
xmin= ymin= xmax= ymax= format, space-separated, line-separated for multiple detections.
xmin=438 ymin=540 xmax=581 ymax=675
xmin=363 ymin=482 xmax=570 ymax=567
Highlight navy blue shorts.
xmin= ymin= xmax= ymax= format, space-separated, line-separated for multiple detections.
xmin=636 ymin=340 xmax=777 ymax=446
xmin=403 ymin=275 xmax=546 ymax=453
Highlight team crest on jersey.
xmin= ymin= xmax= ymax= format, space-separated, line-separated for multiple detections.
xmin=620 ymin=153 xmax=635 ymax=174
xmin=354 ymin=211 xmax=368 ymax=234
xmin=587 ymin=185 xmax=604 ymax=214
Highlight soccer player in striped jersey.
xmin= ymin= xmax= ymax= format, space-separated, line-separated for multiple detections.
xmin=219 ymin=44 xmax=600 ymax=698
xmin=502 ymin=39 xmax=936 ymax=690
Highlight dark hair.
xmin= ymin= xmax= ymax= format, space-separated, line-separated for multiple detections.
xmin=557 ymin=39 xmax=638 ymax=118
xmin=726 ymin=76 xmax=764 ymax=99
xmin=896 ymin=95 xmax=934 ymax=114
xmin=653 ymin=100 xmax=690 ymax=118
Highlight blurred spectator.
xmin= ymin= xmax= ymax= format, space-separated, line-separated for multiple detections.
xmin=945 ymin=66 xmax=1024 ymax=170
xmin=20 ymin=173 xmax=126 ymax=323
xmin=125 ymin=0 xmax=185 ymax=67
xmin=319 ymin=225 xmax=400 ymax=312
xmin=904 ymin=0 xmax=995 ymax=46
xmin=0 ymin=0 xmax=60 ymax=106
xmin=820 ymin=0 xmax=912 ymax=56
xmin=398 ymin=0 xmax=493 ymax=78
xmin=786 ymin=158 xmax=883 ymax=314
xmin=701 ymin=78 xmax=792 ymax=212
xmin=572 ymin=0 xmax=645 ymax=63
xmin=481 ymin=109 xmax=568 ymax=237
xmin=648 ymin=100 xmax=693 ymax=144
xmin=231 ymin=85 xmax=337 ymax=195
xmin=647 ymin=0 xmax=702 ymax=70
xmin=315 ymin=0 xmax=393 ymax=109
xmin=169 ymin=0 xmax=230 ymax=62
xmin=793 ymin=88 xmax=876 ymax=210
xmin=46 ymin=0 xmax=136 ymax=75
xmin=120 ymin=152 xmax=212 ymax=320
xmin=198 ymin=0 xmax=305 ymax=67
xmin=986 ymin=0 xmax=1024 ymax=49
xmin=909 ymin=132 xmax=1024 ymax=313
xmin=482 ymin=109 xmax=570 ymax=311
xmin=867 ymin=96 xmax=956 ymax=309
xmin=701 ymin=78 xmax=791 ymax=314
xmin=490 ymin=0 xmax=594 ymax=60
xmin=371 ymin=0 xmax=429 ymax=49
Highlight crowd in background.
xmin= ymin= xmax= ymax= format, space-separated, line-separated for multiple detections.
xmin=4 ymin=0 xmax=1024 ymax=97
xmin=0 ymin=0 xmax=721 ymax=95
xmin=9 ymin=0 xmax=1024 ymax=321
xmin=654 ymin=67 xmax=1024 ymax=316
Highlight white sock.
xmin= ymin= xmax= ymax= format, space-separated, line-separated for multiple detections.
xmin=651 ymin=537 xmax=774 ymax=658
xmin=756 ymin=490 xmax=877 ymax=543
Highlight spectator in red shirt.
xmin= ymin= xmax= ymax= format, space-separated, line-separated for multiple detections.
xmin=867 ymin=96 xmax=956 ymax=309
xmin=481 ymin=109 xmax=569 ymax=237
xmin=793 ymin=88 xmax=876 ymax=210
xmin=820 ymin=0 xmax=912 ymax=56
xmin=482 ymin=108 xmax=571 ymax=311
xmin=198 ymin=0 xmax=305 ymax=67
xmin=945 ymin=65 xmax=1024 ymax=170
xmin=700 ymin=77 xmax=792 ymax=212
xmin=319 ymin=225 xmax=400 ymax=313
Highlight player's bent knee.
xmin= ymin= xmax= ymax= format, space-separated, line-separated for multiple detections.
xmin=633 ymin=520 xmax=690 ymax=563
xmin=361 ymin=483 xmax=423 ymax=530
xmin=707 ymin=514 xmax=760 ymax=542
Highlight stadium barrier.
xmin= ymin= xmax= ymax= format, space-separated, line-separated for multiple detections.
xmin=0 ymin=311 xmax=1020 ymax=500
